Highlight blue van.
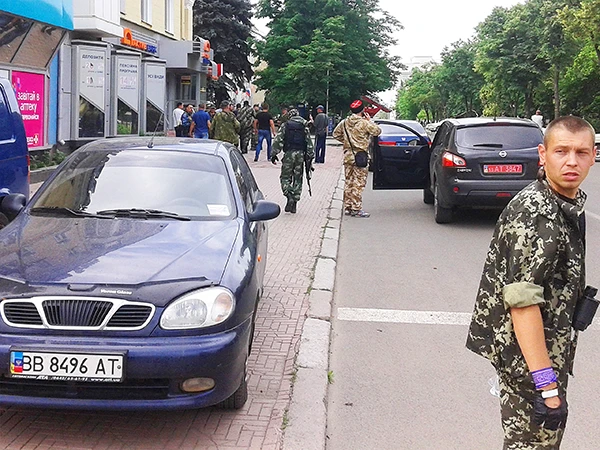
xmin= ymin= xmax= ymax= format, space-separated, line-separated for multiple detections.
xmin=0 ymin=78 xmax=29 ymax=215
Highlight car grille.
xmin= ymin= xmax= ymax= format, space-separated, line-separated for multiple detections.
xmin=0 ymin=376 xmax=172 ymax=400
xmin=1 ymin=297 xmax=154 ymax=331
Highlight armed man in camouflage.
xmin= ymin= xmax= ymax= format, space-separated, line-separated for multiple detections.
xmin=332 ymin=99 xmax=381 ymax=218
xmin=210 ymin=100 xmax=241 ymax=147
xmin=466 ymin=116 xmax=596 ymax=449
xmin=237 ymin=100 xmax=254 ymax=154
xmin=270 ymin=109 xmax=314 ymax=213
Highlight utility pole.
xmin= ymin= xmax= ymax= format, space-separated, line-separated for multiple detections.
xmin=326 ymin=68 xmax=330 ymax=114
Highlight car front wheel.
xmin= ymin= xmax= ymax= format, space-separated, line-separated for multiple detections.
xmin=434 ymin=181 xmax=453 ymax=224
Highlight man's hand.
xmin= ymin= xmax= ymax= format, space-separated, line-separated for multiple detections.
xmin=533 ymin=392 xmax=568 ymax=431
xmin=271 ymin=155 xmax=278 ymax=165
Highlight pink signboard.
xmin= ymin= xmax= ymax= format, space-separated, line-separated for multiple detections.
xmin=11 ymin=71 xmax=45 ymax=148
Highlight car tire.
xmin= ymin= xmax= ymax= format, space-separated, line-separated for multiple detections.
xmin=218 ymin=358 xmax=249 ymax=409
xmin=423 ymin=187 xmax=434 ymax=205
xmin=434 ymin=181 xmax=453 ymax=224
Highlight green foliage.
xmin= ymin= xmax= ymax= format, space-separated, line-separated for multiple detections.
xmin=255 ymin=0 xmax=402 ymax=112
xmin=29 ymin=150 xmax=67 ymax=170
xmin=192 ymin=0 xmax=254 ymax=104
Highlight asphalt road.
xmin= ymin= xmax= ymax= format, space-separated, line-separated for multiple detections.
xmin=326 ymin=165 xmax=600 ymax=449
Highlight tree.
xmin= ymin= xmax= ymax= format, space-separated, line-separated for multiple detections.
xmin=192 ymin=0 xmax=254 ymax=103
xmin=255 ymin=0 xmax=402 ymax=112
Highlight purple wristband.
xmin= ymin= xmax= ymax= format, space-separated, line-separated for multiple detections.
xmin=531 ymin=367 xmax=557 ymax=390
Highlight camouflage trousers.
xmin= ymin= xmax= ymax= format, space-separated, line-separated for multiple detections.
xmin=239 ymin=127 xmax=253 ymax=154
xmin=344 ymin=163 xmax=368 ymax=211
xmin=498 ymin=372 xmax=568 ymax=449
xmin=280 ymin=151 xmax=305 ymax=201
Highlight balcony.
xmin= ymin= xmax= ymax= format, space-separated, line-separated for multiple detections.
xmin=73 ymin=0 xmax=122 ymax=38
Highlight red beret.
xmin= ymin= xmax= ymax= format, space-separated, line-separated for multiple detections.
xmin=350 ymin=100 xmax=362 ymax=109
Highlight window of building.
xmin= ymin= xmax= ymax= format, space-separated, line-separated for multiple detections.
xmin=141 ymin=0 xmax=152 ymax=24
xmin=165 ymin=0 xmax=174 ymax=33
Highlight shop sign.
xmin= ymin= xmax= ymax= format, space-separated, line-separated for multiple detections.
xmin=146 ymin=64 xmax=165 ymax=112
xmin=121 ymin=28 xmax=158 ymax=55
xmin=11 ymin=71 xmax=45 ymax=148
xmin=79 ymin=48 xmax=106 ymax=111
xmin=118 ymin=56 xmax=140 ymax=112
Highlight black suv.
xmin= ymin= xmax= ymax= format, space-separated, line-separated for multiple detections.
xmin=372 ymin=117 xmax=543 ymax=223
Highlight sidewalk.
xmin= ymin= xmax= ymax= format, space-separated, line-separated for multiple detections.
xmin=3 ymin=139 xmax=343 ymax=450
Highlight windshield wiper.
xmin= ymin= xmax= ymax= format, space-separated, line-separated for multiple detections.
xmin=95 ymin=208 xmax=191 ymax=221
xmin=30 ymin=206 xmax=105 ymax=218
xmin=472 ymin=143 xmax=504 ymax=148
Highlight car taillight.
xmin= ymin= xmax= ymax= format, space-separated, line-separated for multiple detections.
xmin=379 ymin=141 xmax=397 ymax=146
xmin=442 ymin=151 xmax=466 ymax=167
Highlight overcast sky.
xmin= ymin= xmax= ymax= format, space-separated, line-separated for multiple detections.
xmin=252 ymin=0 xmax=525 ymax=105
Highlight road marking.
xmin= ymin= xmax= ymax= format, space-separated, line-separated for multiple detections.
xmin=337 ymin=308 xmax=472 ymax=326
xmin=588 ymin=210 xmax=600 ymax=222
xmin=337 ymin=307 xmax=600 ymax=330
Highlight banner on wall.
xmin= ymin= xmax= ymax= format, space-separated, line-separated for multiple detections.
xmin=11 ymin=71 xmax=45 ymax=148
xmin=79 ymin=48 xmax=106 ymax=111
xmin=118 ymin=56 xmax=140 ymax=112
xmin=145 ymin=64 xmax=165 ymax=112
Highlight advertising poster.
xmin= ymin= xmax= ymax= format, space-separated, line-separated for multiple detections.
xmin=118 ymin=56 xmax=140 ymax=112
xmin=146 ymin=64 xmax=165 ymax=112
xmin=79 ymin=48 xmax=106 ymax=111
xmin=11 ymin=71 xmax=45 ymax=148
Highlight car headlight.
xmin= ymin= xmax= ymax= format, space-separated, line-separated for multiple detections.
xmin=160 ymin=287 xmax=235 ymax=330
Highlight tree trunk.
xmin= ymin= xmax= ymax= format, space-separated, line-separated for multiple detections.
xmin=553 ymin=64 xmax=560 ymax=120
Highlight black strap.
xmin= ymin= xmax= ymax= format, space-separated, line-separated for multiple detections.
xmin=343 ymin=122 xmax=358 ymax=157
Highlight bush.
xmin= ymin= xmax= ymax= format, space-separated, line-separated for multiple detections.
xmin=29 ymin=149 xmax=67 ymax=170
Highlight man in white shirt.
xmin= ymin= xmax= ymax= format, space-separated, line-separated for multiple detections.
xmin=531 ymin=109 xmax=544 ymax=128
xmin=172 ymin=102 xmax=184 ymax=136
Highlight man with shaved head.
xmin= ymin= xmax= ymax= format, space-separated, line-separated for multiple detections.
xmin=467 ymin=116 xmax=596 ymax=448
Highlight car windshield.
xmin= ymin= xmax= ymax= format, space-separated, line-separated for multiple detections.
xmin=456 ymin=125 xmax=543 ymax=149
xmin=32 ymin=149 xmax=236 ymax=220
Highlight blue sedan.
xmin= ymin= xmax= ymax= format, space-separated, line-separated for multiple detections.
xmin=0 ymin=137 xmax=280 ymax=410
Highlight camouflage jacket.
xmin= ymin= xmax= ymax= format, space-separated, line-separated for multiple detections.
xmin=237 ymin=106 xmax=255 ymax=130
xmin=332 ymin=114 xmax=381 ymax=165
xmin=466 ymin=179 xmax=587 ymax=382
xmin=211 ymin=111 xmax=241 ymax=145
xmin=272 ymin=116 xmax=314 ymax=159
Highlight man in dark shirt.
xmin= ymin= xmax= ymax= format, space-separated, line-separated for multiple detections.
xmin=189 ymin=103 xmax=211 ymax=138
xmin=313 ymin=105 xmax=329 ymax=163
xmin=254 ymin=102 xmax=276 ymax=162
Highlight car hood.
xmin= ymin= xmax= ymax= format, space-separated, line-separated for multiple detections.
xmin=0 ymin=215 xmax=239 ymax=286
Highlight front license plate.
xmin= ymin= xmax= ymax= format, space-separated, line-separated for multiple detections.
xmin=9 ymin=350 xmax=125 ymax=382
xmin=483 ymin=164 xmax=523 ymax=174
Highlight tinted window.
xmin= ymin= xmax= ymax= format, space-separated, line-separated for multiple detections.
xmin=378 ymin=124 xmax=419 ymax=137
xmin=33 ymin=150 xmax=236 ymax=220
xmin=0 ymin=87 xmax=13 ymax=141
xmin=456 ymin=125 xmax=543 ymax=149
xmin=397 ymin=121 xmax=426 ymax=134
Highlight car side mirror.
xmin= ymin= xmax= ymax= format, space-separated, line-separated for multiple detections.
xmin=248 ymin=200 xmax=280 ymax=222
xmin=0 ymin=193 xmax=26 ymax=222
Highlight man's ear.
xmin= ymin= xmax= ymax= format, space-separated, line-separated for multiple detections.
xmin=538 ymin=143 xmax=546 ymax=166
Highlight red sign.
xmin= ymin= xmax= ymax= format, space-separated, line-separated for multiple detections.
xmin=12 ymin=71 xmax=45 ymax=148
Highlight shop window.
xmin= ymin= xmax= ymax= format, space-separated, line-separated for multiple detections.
xmin=146 ymin=101 xmax=164 ymax=134
xmin=141 ymin=0 xmax=152 ymax=24
xmin=165 ymin=0 xmax=174 ymax=33
xmin=12 ymin=22 xmax=65 ymax=70
xmin=79 ymin=97 xmax=105 ymax=138
xmin=117 ymin=99 xmax=139 ymax=135
xmin=0 ymin=13 xmax=31 ymax=64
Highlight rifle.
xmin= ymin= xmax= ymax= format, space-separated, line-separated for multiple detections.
xmin=304 ymin=154 xmax=313 ymax=196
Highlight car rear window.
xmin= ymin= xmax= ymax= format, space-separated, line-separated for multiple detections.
xmin=456 ymin=125 xmax=543 ymax=149
xmin=33 ymin=150 xmax=236 ymax=220
xmin=378 ymin=123 xmax=421 ymax=137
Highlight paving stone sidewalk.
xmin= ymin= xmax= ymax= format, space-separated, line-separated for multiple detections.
xmin=0 ymin=141 xmax=343 ymax=450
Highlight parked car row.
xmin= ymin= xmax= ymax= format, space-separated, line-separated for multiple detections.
xmin=371 ymin=117 xmax=545 ymax=223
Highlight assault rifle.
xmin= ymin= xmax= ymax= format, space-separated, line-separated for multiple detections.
xmin=304 ymin=154 xmax=313 ymax=196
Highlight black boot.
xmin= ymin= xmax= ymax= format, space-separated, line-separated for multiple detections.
xmin=285 ymin=197 xmax=293 ymax=212
xmin=290 ymin=200 xmax=297 ymax=214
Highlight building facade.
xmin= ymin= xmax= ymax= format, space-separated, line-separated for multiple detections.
xmin=58 ymin=0 xmax=216 ymax=146
xmin=0 ymin=0 xmax=73 ymax=150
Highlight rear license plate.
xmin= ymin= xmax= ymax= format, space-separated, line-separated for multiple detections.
xmin=9 ymin=350 xmax=125 ymax=382
xmin=483 ymin=164 xmax=522 ymax=174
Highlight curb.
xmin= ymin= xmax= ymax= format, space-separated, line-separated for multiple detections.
xmin=282 ymin=170 xmax=344 ymax=450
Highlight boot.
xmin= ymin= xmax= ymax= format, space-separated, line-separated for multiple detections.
xmin=285 ymin=197 xmax=293 ymax=213
xmin=290 ymin=200 xmax=297 ymax=214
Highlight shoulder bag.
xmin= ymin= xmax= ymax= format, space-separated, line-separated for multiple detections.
xmin=343 ymin=122 xmax=369 ymax=168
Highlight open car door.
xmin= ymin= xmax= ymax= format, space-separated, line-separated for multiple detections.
xmin=372 ymin=121 xmax=431 ymax=190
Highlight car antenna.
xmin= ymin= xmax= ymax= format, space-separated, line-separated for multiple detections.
xmin=147 ymin=111 xmax=165 ymax=149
